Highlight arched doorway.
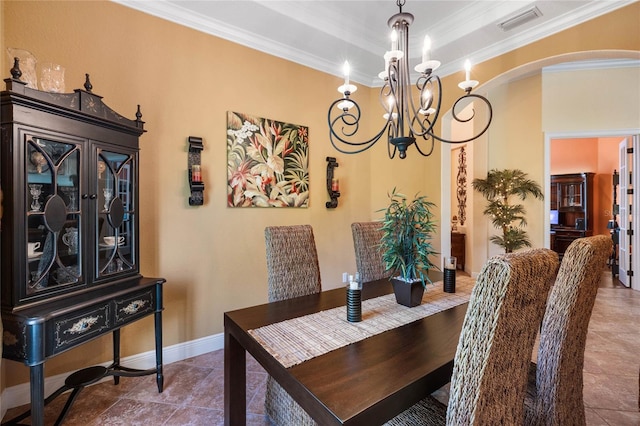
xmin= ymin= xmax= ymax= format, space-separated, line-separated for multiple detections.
xmin=440 ymin=51 xmax=640 ymax=278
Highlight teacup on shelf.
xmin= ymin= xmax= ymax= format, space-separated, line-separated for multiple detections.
xmin=104 ymin=236 xmax=124 ymax=246
xmin=28 ymin=242 xmax=41 ymax=256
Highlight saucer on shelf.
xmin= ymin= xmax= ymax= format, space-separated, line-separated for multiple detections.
xmin=99 ymin=242 xmax=124 ymax=248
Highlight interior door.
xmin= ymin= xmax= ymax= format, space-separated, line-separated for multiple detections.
xmin=632 ymin=135 xmax=640 ymax=291
xmin=618 ymin=138 xmax=631 ymax=288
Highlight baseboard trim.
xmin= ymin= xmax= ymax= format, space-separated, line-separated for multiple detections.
xmin=1 ymin=332 xmax=224 ymax=414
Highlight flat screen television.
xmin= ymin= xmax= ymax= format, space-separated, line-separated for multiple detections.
xmin=550 ymin=209 xmax=559 ymax=226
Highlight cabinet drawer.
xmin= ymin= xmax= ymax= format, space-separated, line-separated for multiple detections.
xmin=554 ymin=230 xmax=588 ymax=238
xmin=113 ymin=289 xmax=155 ymax=327
xmin=53 ymin=303 xmax=111 ymax=354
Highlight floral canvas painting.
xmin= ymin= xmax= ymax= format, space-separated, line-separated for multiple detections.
xmin=227 ymin=111 xmax=309 ymax=207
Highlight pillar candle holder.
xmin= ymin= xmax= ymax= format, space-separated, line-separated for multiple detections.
xmin=187 ymin=136 xmax=205 ymax=206
xmin=444 ymin=256 xmax=456 ymax=293
xmin=326 ymin=156 xmax=340 ymax=208
xmin=346 ymin=274 xmax=362 ymax=322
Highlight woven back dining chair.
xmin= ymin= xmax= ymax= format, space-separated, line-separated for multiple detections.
xmin=264 ymin=225 xmax=320 ymax=425
xmin=351 ymin=221 xmax=391 ymax=282
xmin=265 ymin=224 xmax=322 ymax=302
xmin=524 ymin=235 xmax=612 ymax=426
xmin=385 ymin=248 xmax=559 ymax=425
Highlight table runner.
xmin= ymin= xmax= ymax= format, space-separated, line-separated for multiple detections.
xmin=249 ymin=276 xmax=475 ymax=368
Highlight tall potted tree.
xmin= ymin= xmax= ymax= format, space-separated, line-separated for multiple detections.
xmin=379 ymin=189 xmax=438 ymax=307
xmin=472 ymin=169 xmax=543 ymax=253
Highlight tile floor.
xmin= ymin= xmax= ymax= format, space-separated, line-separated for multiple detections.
xmin=3 ymin=272 xmax=639 ymax=425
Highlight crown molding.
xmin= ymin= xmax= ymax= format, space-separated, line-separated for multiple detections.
xmin=543 ymin=59 xmax=640 ymax=73
xmin=113 ymin=0 xmax=635 ymax=87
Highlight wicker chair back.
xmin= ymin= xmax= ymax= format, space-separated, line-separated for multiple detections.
xmin=264 ymin=224 xmax=320 ymax=425
xmin=386 ymin=248 xmax=559 ymax=425
xmin=525 ymin=235 xmax=612 ymax=426
xmin=351 ymin=222 xmax=391 ymax=282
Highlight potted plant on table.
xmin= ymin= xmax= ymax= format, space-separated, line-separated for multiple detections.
xmin=379 ymin=189 xmax=438 ymax=307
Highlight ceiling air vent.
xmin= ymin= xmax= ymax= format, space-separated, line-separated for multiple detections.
xmin=497 ymin=6 xmax=543 ymax=32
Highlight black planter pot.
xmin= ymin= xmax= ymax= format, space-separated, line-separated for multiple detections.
xmin=391 ymin=278 xmax=425 ymax=307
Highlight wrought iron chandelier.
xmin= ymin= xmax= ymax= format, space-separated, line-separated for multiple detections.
xmin=327 ymin=0 xmax=493 ymax=159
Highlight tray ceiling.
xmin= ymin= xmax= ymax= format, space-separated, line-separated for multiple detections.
xmin=115 ymin=0 xmax=632 ymax=86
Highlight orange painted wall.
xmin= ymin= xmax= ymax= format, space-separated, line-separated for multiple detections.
xmin=551 ymin=138 xmax=598 ymax=173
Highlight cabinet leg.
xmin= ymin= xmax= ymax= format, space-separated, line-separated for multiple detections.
xmin=155 ymin=318 xmax=164 ymax=392
xmin=30 ymin=364 xmax=45 ymax=426
xmin=155 ymin=284 xmax=164 ymax=393
xmin=113 ymin=329 xmax=121 ymax=385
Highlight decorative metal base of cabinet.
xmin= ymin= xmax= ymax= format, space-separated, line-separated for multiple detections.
xmin=1 ymin=364 xmax=163 ymax=426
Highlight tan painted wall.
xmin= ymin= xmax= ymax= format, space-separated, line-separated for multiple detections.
xmin=475 ymin=73 xmax=546 ymax=260
xmin=0 ymin=0 xmax=381 ymax=387
xmin=543 ymin=67 xmax=640 ymax=132
xmin=1 ymin=0 xmax=639 ymax=390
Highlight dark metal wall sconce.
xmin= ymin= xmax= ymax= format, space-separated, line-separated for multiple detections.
xmin=188 ymin=136 xmax=205 ymax=206
xmin=326 ymin=156 xmax=340 ymax=208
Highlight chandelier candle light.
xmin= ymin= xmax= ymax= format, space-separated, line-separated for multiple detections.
xmin=328 ymin=0 xmax=493 ymax=159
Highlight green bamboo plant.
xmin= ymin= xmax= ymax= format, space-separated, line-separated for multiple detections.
xmin=472 ymin=169 xmax=543 ymax=253
xmin=378 ymin=189 xmax=438 ymax=287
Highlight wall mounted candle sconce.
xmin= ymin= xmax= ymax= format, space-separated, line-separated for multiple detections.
xmin=187 ymin=136 xmax=205 ymax=206
xmin=326 ymin=156 xmax=340 ymax=208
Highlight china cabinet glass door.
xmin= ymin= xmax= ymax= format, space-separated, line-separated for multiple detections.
xmin=26 ymin=135 xmax=82 ymax=295
xmin=559 ymin=182 xmax=584 ymax=209
xmin=96 ymin=149 xmax=136 ymax=279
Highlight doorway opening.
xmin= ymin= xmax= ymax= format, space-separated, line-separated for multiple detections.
xmin=545 ymin=131 xmax=640 ymax=290
xmin=440 ymin=56 xmax=639 ymax=279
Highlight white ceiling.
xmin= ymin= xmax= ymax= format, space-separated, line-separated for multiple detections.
xmin=114 ymin=0 xmax=633 ymax=86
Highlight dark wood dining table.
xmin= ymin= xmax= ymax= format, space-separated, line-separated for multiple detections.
xmin=224 ymin=274 xmax=468 ymax=425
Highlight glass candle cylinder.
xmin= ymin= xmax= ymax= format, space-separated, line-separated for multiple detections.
xmin=444 ymin=256 xmax=456 ymax=293
xmin=191 ymin=165 xmax=202 ymax=182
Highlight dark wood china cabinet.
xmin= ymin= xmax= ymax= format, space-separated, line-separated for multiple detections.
xmin=1 ymin=65 xmax=164 ymax=426
xmin=550 ymin=173 xmax=594 ymax=257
